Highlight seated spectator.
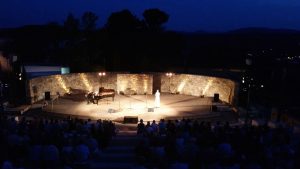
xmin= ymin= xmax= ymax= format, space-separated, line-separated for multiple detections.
xmin=73 ymin=144 xmax=90 ymax=163
xmin=85 ymin=137 xmax=100 ymax=155
xmin=145 ymin=122 xmax=153 ymax=136
xmin=158 ymin=119 xmax=166 ymax=135
xmin=217 ymin=143 xmax=233 ymax=158
xmin=41 ymin=144 xmax=60 ymax=168
xmin=151 ymin=120 xmax=159 ymax=135
xmin=28 ymin=145 xmax=42 ymax=167
xmin=151 ymin=146 xmax=165 ymax=162
xmin=137 ymin=119 xmax=145 ymax=136
xmin=61 ymin=139 xmax=74 ymax=165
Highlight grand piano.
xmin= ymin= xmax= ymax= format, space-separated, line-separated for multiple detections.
xmin=86 ymin=87 xmax=115 ymax=104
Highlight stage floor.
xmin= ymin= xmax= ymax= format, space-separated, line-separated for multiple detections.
xmin=43 ymin=94 xmax=227 ymax=122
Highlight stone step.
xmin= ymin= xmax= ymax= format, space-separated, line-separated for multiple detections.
xmin=103 ymin=146 xmax=135 ymax=154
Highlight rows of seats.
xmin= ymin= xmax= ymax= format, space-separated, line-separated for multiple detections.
xmin=136 ymin=119 xmax=300 ymax=169
xmin=0 ymin=115 xmax=115 ymax=169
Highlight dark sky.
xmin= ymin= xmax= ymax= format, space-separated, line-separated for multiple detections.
xmin=1 ymin=0 xmax=300 ymax=32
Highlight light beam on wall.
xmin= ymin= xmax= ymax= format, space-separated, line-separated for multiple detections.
xmin=131 ymin=75 xmax=138 ymax=90
xmin=202 ymin=79 xmax=214 ymax=95
xmin=177 ymin=80 xmax=186 ymax=93
xmin=55 ymin=75 xmax=70 ymax=93
xmin=143 ymin=76 xmax=148 ymax=93
xmin=80 ymin=73 xmax=92 ymax=92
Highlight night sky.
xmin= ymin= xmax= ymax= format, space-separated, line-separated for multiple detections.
xmin=1 ymin=0 xmax=300 ymax=32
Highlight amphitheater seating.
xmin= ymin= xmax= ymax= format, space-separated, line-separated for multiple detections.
xmin=1 ymin=113 xmax=299 ymax=169
xmin=0 ymin=115 xmax=116 ymax=169
xmin=135 ymin=118 xmax=300 ymax=169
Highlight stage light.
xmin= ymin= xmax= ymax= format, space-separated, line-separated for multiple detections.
xmin=166 ymin=72 xmax=173 ymax=77
xmin=98 ymin=72 xmax=106 ymax=76
xmin=98 ymin=72 xmax=106 ymax=87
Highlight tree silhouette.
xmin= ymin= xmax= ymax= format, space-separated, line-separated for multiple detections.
xmin=106 ymin=9 xmax=142 ymax=32
xmin=81 ymin=11 xmax=98 ymax=32
xmin=143 ymin=9 xmax=169 ymax=31
xmin=64 ymin=13 xmax=79 ymax=32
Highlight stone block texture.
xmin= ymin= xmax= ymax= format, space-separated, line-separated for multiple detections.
xmin=28 ymin=73 xmax=238 ymax=104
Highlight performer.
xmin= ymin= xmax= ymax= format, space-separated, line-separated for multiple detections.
xmin=155 ymin=90 xmax=160 ymax=108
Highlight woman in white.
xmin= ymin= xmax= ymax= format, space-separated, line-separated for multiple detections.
xmin=155 ymin=90 xmax=160 ymax=108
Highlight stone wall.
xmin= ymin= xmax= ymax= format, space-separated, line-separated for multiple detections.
xmin=160 ymin=74 xmax=238 ymax=104
xmin=117 ymin=74 xmax=153 ymax=95
xmin=28 ymin=73 xmax=153 ymax=103
xmin=28 ymin=72 xmax=238 ymax=104
xmin=28 ymin=72 xmax=118 ymax=102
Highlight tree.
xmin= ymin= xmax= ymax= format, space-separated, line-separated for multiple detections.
xmin=143 ymin=9 xmax=169 ymax=31
xmin=81 ymin=11 xmax=98 ymax=31
xmin=106 ymin=10 xmax=142 ymax=32
xmin=64 ymin=13 xmax=79 ymax=32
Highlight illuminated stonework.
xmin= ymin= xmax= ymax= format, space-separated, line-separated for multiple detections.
xmin=80 ymin=73 xmax=93 ymax=92
xmin=117 ymin=74 xmax=153 ymax=95
xmin=55 ymin=75 xmax=70 ymax=93
xmin=161 ymin=74 xmax=237 ymax=104
xmin=28 ymin=72 xmax=237 ymax=104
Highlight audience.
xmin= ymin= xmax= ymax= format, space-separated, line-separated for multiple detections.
xmin=1 ymin=113 xmax=299 ymax=169
xmin=136 ymin=118 xmax=300 ymax=169
xmin=0 ymin=115 xmax=115 ymax=169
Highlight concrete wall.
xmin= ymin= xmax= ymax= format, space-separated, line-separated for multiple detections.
xmin=28 ymin=72 xmax=238 ymax=104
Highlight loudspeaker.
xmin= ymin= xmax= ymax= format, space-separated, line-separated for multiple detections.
xmin=213 ymin=93 xmax=219 ymax=102
xmin=211 ymin=105 xmax=218 ymax=112
xmin=148 ymin=108 xmax=154 ymax=112
xmin=45 ymin=91 xmax=51 ymax=100
xmin=124 ymin=116 xmax=138 ymax=124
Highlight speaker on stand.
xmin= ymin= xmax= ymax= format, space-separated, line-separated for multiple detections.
xmin=213 ymin=93 xmax=219 ymax=102
xmin=45 ymin=91 xmax=51 ymax=100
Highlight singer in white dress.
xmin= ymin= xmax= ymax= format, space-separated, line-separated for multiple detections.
xmin=155 ymin=90 xmax=160 ymax=108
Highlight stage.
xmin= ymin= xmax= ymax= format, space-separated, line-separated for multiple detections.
xmin=42 ymin=94 xmax=232 ymax=122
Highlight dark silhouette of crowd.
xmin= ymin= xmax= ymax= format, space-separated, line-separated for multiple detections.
xmin=136 ymin=119 xmax=300 ymax=169
xmin=0 ymin=115 xmax=115 ymax=169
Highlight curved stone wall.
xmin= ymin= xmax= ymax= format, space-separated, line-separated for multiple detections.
xmin=27 ymin=72 xmax=238 ymax=104
xmin=160 ymin=74 xmax=238 ymax=104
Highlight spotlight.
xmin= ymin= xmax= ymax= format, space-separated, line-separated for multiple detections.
xmin=166 ymin=72 xmax=173 ymax=77
xmin=98 ymin=72 xmax=106 ymax=87
xmin=98 ymin=72 xmax=106 ymax=76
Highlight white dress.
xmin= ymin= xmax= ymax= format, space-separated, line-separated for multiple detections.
xmin=155 ymin=90 xmax=160 ymax=108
